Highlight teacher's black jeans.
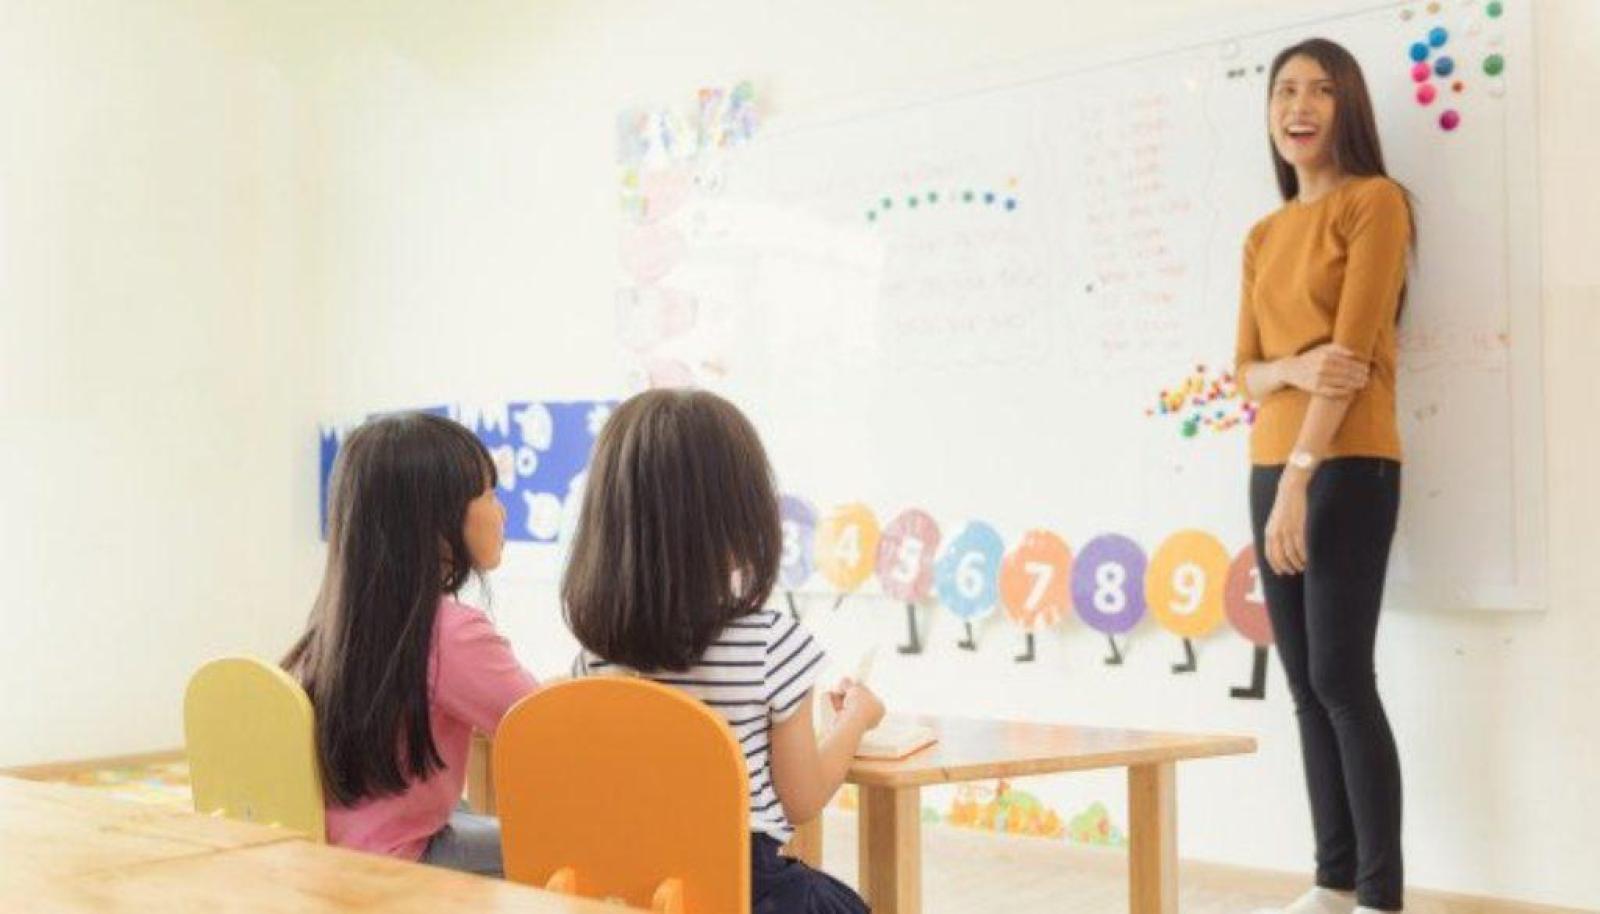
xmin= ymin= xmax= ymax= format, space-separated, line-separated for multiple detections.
xmin=1251 ymin=457 xmax=1404 ymax=911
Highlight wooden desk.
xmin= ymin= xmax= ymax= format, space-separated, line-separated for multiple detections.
xmin=792 ymin=715 xmax=1256 ymax=914
xmin=0 ymin=775 xmax=298 ymax=892
xmin=468 ymin=715 xmax=1255 ymax=914
xmin=3 ymin=837 xmax=638 ymax=913
xmin=0 ymin=775 xmax=639 ymax=913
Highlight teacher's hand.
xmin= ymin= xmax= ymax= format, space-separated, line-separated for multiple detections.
xmin=1286 ymin=343 xmax=1370 ymax=398
xmin=1264 ymin=475 xmax=1310 ymax=576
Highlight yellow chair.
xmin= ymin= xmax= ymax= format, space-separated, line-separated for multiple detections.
xmin=494 ymin=677 xmax=750 ymax=914
xmin=183 ymin=656 xmax=325 ymax=841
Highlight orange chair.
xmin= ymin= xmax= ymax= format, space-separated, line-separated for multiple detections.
xmin=493 ymin=677 xmax=750 ymax=913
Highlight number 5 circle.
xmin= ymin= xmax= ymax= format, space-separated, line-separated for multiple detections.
xmin=875 ymin=509 xmax=942 ymax=602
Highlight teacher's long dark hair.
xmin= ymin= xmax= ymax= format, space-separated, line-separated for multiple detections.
xmin=1269 ymin=39 xmax=1391 ymax=200
xmin=1268 ymin=38 xmax=1417 ymax=313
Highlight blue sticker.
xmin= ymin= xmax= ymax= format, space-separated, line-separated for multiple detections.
xmin=1433 ymin=56 xmax=1456 ymax=77
xmin=1429 ymin=27 xmax=1449 ymax=49
xmin=1410 ymin=42 xmax=1431 ymax=62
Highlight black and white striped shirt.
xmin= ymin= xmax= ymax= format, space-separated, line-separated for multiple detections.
xmin=572 ymin=611 xmax=825 ymax=842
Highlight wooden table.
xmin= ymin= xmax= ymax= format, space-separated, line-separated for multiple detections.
xmin=469 ymin=716 xmax=1255 ymax=914
xmin=3 ymin=836 xmax=641 ymax=913
xmin=0 ymin=776 xmax=637 ymax=913
xmin=791 ymin=715 xmax=1255 ymax=914
xmin=0 ymin=775 xmax=299 ymax=892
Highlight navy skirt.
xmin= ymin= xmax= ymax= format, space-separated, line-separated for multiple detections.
xmin=751 ymin=834 xmax=869 ymax=914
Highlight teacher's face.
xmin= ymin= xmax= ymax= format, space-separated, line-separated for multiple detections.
xmin=1269 ymin=54 xmax=1338 ymax=173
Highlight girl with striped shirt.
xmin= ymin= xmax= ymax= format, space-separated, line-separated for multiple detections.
xmin=563 ymin=389 xmax=883 ymax=914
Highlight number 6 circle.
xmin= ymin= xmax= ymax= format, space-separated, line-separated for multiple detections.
xmin=934 ymin=521 xmax=1005 ymax=621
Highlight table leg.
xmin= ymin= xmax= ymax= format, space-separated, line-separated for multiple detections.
xmin=466 ymin=732 xmax=495 ymax=815
xmin=857 ymin=785 xmax=921 ymax=914
xmin=1128 ymin=762 xmax=1177 ymax=914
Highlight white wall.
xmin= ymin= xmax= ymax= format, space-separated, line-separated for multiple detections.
xmin=0 ymin=2 xmax=324 ymax=765
xmin=1 ymin=0 xmax=1593 ymax=907
xmin=287 ymin=1 xmax=1599 ymax=907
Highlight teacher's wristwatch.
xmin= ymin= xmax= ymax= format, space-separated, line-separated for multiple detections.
xmin=1288 ymin=450 xmax=1318 ymax=471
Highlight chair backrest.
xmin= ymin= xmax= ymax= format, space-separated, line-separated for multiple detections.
xmin=183 ymin=656 xmax=325 ymax=841
xmin=494 ymin=677 xmax=750 ymax=913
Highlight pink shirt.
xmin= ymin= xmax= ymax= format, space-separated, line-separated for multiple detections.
xmin=324 ymin=597 xmax=539 ymax=860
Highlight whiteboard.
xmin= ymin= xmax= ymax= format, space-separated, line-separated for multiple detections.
xmin=615 ymin=0 xmax=1545 ymax=614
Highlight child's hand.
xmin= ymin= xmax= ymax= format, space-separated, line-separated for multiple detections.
xmin=827 ymin=678 xmax=885 ymax=731
xmin=824 ymin=677 xmax=854 ymax=715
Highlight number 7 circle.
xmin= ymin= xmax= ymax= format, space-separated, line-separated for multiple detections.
xmin=1000 ymin=530 xmax=1072 ymax=632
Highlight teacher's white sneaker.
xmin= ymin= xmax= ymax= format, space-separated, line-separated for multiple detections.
xmin=1253 ymin=886 xmax=1358 ymax=914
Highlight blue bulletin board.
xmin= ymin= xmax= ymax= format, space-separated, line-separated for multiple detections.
xmin=319 ymin=400 xmax=615 ymax=545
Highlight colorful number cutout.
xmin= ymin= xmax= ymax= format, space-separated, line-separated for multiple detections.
xmin=1225 ymin=544 xmax=1275 ymax=646
xmin=1000 ymin=530 xmax=1073 ymax=632
xmin=875 ymin=509 xmax=941 ymax=602
xmin=778 ymin=495 xmax=818 ymax=591
xmin=1147 ymin=530 xmax=1230 ymax=639
xmin=1071 ymin=534 xmax=1148 ymax=635
xmin=816 ymin=503 xmax=881 ymax=592
xmin=934 ymin=521 xmax=1005 ymax=621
